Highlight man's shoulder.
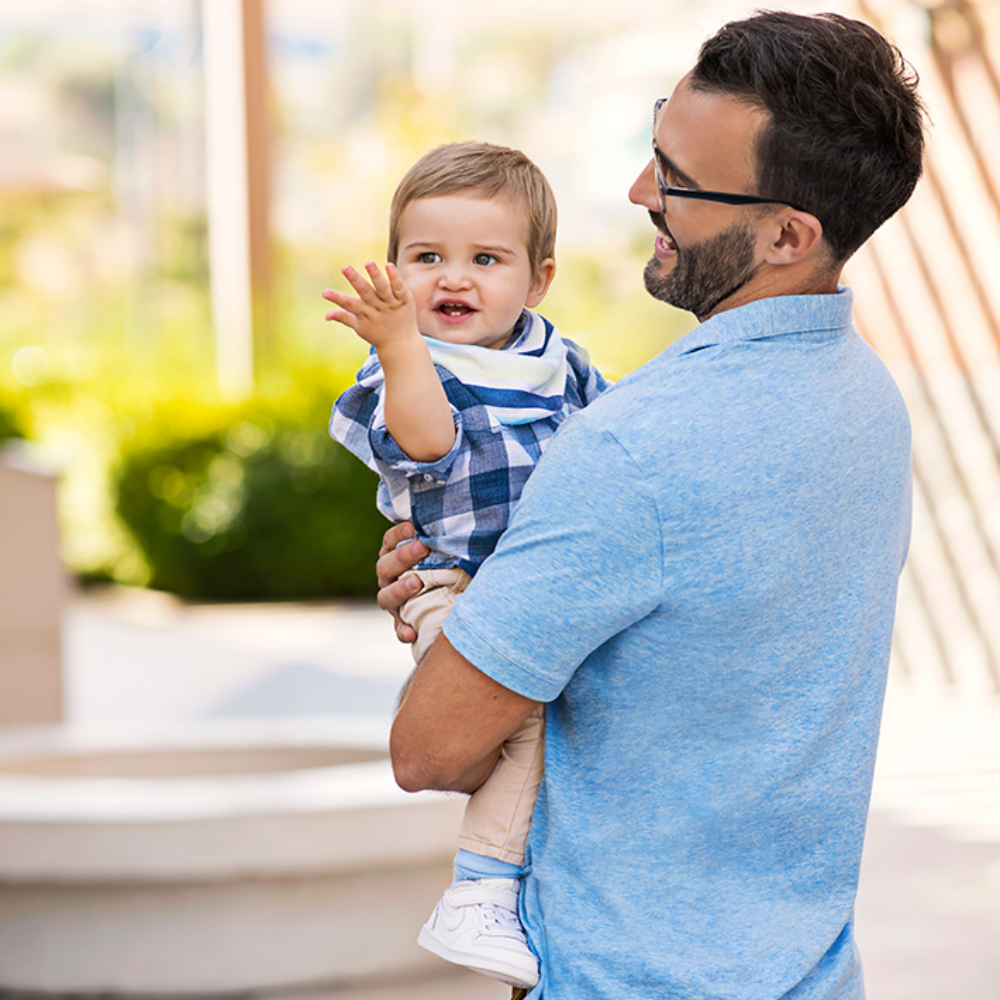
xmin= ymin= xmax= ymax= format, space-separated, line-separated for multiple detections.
xmin=542 ymin=366 xmax=686 ymax=481
xmin=570 ymin=348 xmax=696 ymax=424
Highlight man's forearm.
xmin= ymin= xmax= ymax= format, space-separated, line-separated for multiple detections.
xmin=390 ymin=634 xmax=537 ymax=794
xmin=392 ymin=729 xmax=503 ymax=794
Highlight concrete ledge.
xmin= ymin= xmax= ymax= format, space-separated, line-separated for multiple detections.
xmin=0 ymin=718 xmax=463 ymax=993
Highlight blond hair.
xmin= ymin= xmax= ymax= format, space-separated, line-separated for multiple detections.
xmin=387 ymin=142 xmax=557 ymax=280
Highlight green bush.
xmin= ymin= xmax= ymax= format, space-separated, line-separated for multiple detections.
xmin=0 ymin=396 xmax=26 ymax=444
xmin=113 ymin=402 xmax=389 ymax=601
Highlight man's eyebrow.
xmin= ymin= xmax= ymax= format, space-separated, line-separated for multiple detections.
xmin=654 ymin=145 xmax=700 ymax=190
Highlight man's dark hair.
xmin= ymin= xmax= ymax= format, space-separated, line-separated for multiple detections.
xmin=691 ymin=11 xmax=926 ymax=261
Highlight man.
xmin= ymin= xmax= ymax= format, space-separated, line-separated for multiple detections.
xmin=381 ymin=12 xmax=925 ymax=999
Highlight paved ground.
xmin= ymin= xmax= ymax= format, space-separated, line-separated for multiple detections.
xmin=63 ymin=587 xmax=1000 ymax=1000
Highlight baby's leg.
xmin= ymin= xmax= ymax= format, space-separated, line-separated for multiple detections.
xmin=400 ymin=573 xmax=544 ymax=862
xmin=398 ymin=567 xmax=471 ymax=666
xmin=437 ymin=713 xmax=545 ymax=984
xmin=407 ymin=591 xmax=544 ymax=989
xmin=456 ymin=705 xmax=545 ymax=865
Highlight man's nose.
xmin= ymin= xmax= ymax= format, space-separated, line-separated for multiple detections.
xmin=629 ymin=159 xmax=658 ymax=210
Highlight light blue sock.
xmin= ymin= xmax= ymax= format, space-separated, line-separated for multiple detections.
xmin=453 ymin=848 xmax=522 ymax=882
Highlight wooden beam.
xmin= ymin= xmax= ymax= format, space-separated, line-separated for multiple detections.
xmin=203 ymin=0 xmax=271 ymax=396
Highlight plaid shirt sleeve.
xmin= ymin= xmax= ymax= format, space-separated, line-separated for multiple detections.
xmin=563 ymin=338 xmax=613 ymax=411
xmin=330 ymin=359 xmax=467 ymax=524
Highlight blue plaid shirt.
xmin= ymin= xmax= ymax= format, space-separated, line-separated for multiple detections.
xmin=330 ymin=310 xmax=609 ymax=576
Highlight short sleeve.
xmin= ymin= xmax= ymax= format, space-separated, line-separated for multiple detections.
xmin=443 ymin=416 xmax=663 ymax=701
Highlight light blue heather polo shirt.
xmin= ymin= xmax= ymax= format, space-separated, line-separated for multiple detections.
xmin=443 ymin=288 xmax=911 ymax=1000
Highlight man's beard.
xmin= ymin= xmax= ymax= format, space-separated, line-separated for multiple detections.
xmin=643 ymin=218 xmax=760 ymax=321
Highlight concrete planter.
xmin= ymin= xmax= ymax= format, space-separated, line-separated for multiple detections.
xmin=0 ymin=446 xmax=68 ymax=726
xmin=0 ymin=717 xmax=462 ymax=994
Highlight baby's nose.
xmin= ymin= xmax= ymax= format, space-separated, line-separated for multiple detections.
xmin=438 ymin=264 xmax=472 ymax=288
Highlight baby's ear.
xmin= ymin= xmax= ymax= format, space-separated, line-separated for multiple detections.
xmin=526 ymin=258 xmax=557 ymax=307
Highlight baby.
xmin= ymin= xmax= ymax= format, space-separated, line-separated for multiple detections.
xmin=325 ymin=142 xmax=608 ymax=989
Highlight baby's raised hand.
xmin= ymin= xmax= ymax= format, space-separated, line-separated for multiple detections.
xmin=322 ymin=262 xmax=418 ymax=350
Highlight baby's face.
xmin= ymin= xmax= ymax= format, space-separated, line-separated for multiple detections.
xmin=395 ymin=194 xmax=553 ymax=350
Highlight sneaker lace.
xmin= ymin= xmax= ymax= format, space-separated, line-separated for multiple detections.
xmin=482 ymin=902 xmax=524 ymax=936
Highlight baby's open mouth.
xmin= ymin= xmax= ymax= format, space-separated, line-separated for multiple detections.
xmin=437 ymin=301 xmax=475 ymax=317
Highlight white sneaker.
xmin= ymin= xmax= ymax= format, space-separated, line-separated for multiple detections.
xmin=417 ymin=877 xmax=539 ymax=989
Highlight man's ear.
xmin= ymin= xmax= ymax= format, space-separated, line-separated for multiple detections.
xmin=762 ymin=211 xmax=825 ymax=266
xmin=525 ymin=258 xmax=556 ymax=308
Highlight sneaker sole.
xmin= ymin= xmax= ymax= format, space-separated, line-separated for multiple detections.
xmin=417 ymin=924 xmax=539 ymax=989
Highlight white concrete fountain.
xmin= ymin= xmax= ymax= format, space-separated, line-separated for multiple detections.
xmin=0 ymin=448 xmax=461 ymax=993
xmin=0 ymin=717 xmax=462 ymax=994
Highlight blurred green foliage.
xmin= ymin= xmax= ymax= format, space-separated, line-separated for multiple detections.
xmin=0 ymin=392 xmax=26 ymax=443
xmin=113 ymin=391 xmax=387 ymax=601
xmin=0 ymin=330 xmax=391 ymax=600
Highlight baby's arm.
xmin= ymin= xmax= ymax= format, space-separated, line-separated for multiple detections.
xmin=323 ymin=262 xmax=455 ymax=462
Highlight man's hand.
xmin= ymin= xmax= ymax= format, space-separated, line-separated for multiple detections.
xmin=377 ymin=522 xmax=429 ymax=643
xmin=323 ymin=262 xmax=418 ymax=351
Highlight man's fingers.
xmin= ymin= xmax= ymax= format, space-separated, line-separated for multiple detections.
xmin=377 ymin=538 xmax=430 ymax=591
xmin=375 ymin=522 xmax=426 ymax=644
xmin=379 ymin=522 xmax=417 ymax=559
xmin=377 ymin=574 xmax=424 ymax=616
xmin=380 ymin=580 xmax=421 ymax=644
xmin=394 ymin=618 xmax=418 ymax=644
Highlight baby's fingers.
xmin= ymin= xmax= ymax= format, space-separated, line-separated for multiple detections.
xmin=385 ymin=263 xmax=412 ymax=303
xmin=324 ymin=308 xmax=358 ymax=330
xmin=364 ymin=261 xmax=397 ymax=302
xmin=323 ymin=287 xmax=353 ymax=306
xmin=322 ymin=288 xmax=361 ymax=318
xmin=341 ymin=264 xmax=382 ymax=303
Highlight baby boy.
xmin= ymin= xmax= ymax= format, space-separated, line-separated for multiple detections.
xmin=325 ymin=141 xmax=608 ymax=989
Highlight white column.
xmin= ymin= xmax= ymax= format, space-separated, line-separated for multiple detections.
xmin=0 ymin=451 xmax=67 ymax=726
xmin=203 ymin=0 xmax=255 ymax=397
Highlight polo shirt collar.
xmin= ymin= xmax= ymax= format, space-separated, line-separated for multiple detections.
xmin=662 ymin=287 xmax=854 ymax=361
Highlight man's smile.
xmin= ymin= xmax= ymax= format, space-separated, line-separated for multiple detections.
xmin=655 ymin=235 xmax=677 ymax=259
xmin=648 ymin=210 xmax=678 ymax=258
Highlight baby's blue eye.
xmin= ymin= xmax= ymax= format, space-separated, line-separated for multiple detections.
xmin=474 ymin=253 xmax=498 ymax=266
xmin=417 ymin=252 xmax=441 ymax=264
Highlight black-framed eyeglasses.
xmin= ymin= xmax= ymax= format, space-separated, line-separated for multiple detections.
xmin=651 ymin=97 xmax=808 ymax=215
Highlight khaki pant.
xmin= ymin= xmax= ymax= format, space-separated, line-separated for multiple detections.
xmin=400 ymin=568 xmax=545 ymax=866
